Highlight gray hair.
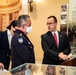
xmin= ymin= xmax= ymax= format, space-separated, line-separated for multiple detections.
xmin=17 ymin=15 xmax=30 ymax=27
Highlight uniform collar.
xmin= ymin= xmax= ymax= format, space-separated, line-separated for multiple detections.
xmin=16 ymin=29 xmax=26 ymax=36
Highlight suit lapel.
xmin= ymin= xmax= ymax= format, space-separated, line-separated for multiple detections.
xmin=47 ymin=31 xmax=54 ymax=41
xmin=58 ymin=32 xmax=63 ymax=48
xmin=4 ymin=31 xmax=9 ymax=48
xmin=47 ymin=31 xmax=57 ymax=47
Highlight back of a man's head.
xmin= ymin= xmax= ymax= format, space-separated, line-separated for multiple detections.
xmin=7 ymin=20 xmax=18 ymax=29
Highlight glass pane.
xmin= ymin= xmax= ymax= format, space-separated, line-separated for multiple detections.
xmin=0 ymin=63 xmax=76 ymax=75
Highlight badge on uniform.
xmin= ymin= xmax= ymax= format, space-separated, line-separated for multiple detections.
xmin=18 ymin=37 xmax=23 ymax=43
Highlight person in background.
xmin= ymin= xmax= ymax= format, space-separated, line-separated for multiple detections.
xmin=0 ymin=20 xmax=17 ymax=70
xmin=41 ymin=15 xmax=71 ymax=65
xmin=11 ymin=15 xmax=35 ymax=68
xmin=46 ymin=66 xmax=56 ymax=75
xmin=0 ymin=63 xmax=4 ymax=70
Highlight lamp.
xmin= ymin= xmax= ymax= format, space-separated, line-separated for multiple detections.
xmin=28 ymin=0 xmax=33 ymax=12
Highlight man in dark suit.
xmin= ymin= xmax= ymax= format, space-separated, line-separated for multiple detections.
xmin=41 ymin=15 xmax=71 ymax=65
xmin=11 ymin=15 xmax=35 ymax=68
xmin=0 ymin=20 xmax=17 ymax=70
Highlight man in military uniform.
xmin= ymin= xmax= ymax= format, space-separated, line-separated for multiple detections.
xmin=11 ymin=15 xmax=35 ymax=68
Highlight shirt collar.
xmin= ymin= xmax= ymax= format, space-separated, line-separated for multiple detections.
xmin=51 ymin=31 xmax=58 ymax=35
xmin=7 ymin=29 xmax=12 ymax=36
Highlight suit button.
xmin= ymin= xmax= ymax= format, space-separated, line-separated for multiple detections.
xmin=7 ymin=54 xmax=9 ymax=56
xmin=30 ymin=47 xmax=32 ymax=48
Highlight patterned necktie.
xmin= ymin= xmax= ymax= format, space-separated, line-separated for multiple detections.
xmin=54 ymin=33 xmax=58 ymax=46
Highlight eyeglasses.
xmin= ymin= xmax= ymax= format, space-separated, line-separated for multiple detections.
xmin=21 ymin=24 xmax=26 ymax=26
xmin=46 ymin=23 xmax=55 ymax=25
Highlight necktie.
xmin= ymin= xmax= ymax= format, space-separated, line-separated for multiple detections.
xmin=54 ymin=33 xmax=58 ymax=46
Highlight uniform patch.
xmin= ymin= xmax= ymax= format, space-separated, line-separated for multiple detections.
xmin=18 ymin=37 xmax=23 ymax=43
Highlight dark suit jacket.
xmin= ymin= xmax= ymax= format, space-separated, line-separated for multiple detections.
xmin=0 ymin=30 xmax=11 ymax=69
xmin=41 ymin=31 xmax=71 ymax=65
xmin=11 ymin=30 xmax=35 ymax=68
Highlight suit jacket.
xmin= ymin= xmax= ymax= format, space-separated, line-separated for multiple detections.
xmin=11 ymin=30 xmax=35 ymax=68
xmin=0 ymin=30 xmax=11 ymax=65
xmin=41 ymin=31 xmax=71 ymax=65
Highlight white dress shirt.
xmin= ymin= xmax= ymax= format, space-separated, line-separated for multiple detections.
xmin=7 ymin=30 xmax=12 ymax=49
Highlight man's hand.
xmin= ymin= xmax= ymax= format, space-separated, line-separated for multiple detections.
xmin=58 ymin=52 xmax=70 ymax=60
xmin=0 ymin=63 xmax=4 ymax=70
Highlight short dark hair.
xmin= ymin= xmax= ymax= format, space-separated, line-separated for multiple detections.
xmin=17 ymin=15 xmax=30 ymax=27
xmin=7 ymin=20 xmax=17 ymax=29
xmin=47 ymin=15 xmax=57 ymax=23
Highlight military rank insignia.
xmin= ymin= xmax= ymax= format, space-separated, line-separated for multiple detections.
xmin=18 ymin=37 xmax=23 ymax=43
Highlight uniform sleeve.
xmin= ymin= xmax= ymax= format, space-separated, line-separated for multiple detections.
xmin=41 ymin=35 xmax=59 ymax=61
xmin=14 ymin=36 xmax=31 ymax=62
xmin=62 ymin=33 xmax=71 ymax=55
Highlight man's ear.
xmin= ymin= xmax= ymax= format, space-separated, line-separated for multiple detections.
xmin=55 ymin=22 xmax=57 ymax=26
xmin=11 ymin=26 xmax=13 ymax=30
